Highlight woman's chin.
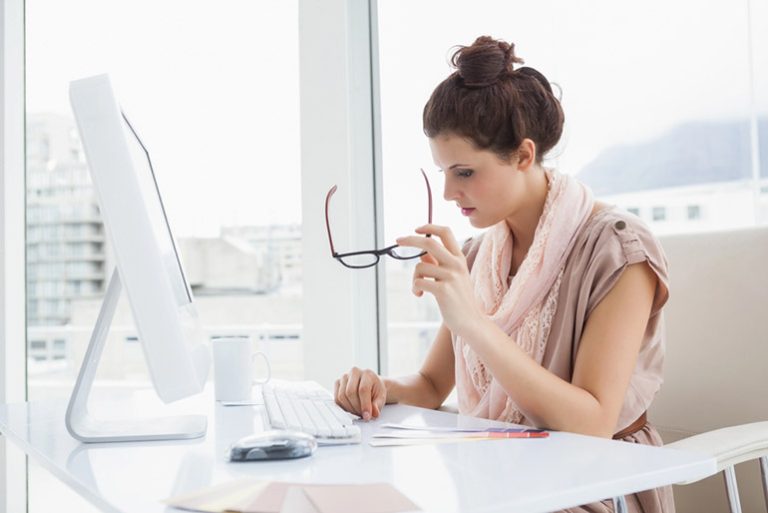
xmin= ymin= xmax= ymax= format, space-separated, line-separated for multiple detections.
xmin=468 ymin=217 xmax=493 ymax=229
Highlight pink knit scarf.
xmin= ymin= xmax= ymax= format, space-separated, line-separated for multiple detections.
xmin=454 ymin=170 xmax=594 ymax=423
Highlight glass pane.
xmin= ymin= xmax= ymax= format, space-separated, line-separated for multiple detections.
xmin=377 ymin=0 xmax=766 ymax=377
xmin=337 ymin=253 xmax=380 ymax=268
xmin=389 ymin=246 xmax=424 ymax=259
xmin=26 ymin=1 xmax=301 ymax=510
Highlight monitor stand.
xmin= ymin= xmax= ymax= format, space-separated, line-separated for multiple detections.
xmin=65 ymin=269 xmax=207 ymax=443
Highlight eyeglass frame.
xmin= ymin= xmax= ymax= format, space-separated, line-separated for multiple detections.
xmin=324 ymin=169 xmax=433 ymax=269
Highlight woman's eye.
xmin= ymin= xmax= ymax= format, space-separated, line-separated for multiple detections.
xmin=456 ymin=169 xmax=474 ymax=178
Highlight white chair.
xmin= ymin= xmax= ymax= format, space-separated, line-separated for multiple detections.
xmin=648 ymin=226 xmax=768 ymax=512
xmin=664 ymin=422 xmax=768 ymax=511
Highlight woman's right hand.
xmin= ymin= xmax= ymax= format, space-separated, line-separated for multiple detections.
xmin=334 ymin=367 xmax=387 ymax=421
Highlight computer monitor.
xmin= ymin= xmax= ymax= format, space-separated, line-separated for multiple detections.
xmin=65 ymin=74 xmax=210 ymax=443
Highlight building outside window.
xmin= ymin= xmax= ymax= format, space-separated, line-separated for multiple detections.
xmin=652 ymin=206 xmax=667 ymax=222
xmin=687 ymin=204 xmax=702 ymax=220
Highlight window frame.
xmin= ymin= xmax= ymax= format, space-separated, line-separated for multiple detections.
xmin=1 ymin=0 xmax=29 ymax=511
xmin=298 ymin=0 xmax=384 ymax=387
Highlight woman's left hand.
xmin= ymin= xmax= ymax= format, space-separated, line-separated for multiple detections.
xmin=396 ymin=224 xmax=484 ymax=338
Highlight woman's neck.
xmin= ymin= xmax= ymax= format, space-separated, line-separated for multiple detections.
xmin=505 ymin=166 xmax=550 ymax=254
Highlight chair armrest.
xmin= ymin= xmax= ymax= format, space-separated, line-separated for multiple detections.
xmin=665 ymin=421 xmax=768 ymax=484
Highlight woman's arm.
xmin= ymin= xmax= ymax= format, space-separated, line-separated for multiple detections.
xmin=466 ymin=262 xmax=656 ymax=437
xmin=397 ymin=224 xmax=657 ymax=437
xmin=384 ymin=323 xmax=456 ymax=410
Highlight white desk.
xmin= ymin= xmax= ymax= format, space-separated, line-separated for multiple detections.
xmin=0 ymin=388 xmax=715 ymax=513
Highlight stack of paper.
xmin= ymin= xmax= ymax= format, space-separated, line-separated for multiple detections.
xmin=165 ymin=479 xmax=421 ymax=513
xmin=369 ymin=423 xmax=549 ymax=447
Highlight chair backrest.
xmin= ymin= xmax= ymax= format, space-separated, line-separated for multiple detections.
xmin=651 ymin=225 xmax=768 ymax=511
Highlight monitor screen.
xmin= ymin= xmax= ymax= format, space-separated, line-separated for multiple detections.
xmin=120 ymin=112 xmax=192 ymax=306
xmin=69 ymin=73 xmax=208 ymax=404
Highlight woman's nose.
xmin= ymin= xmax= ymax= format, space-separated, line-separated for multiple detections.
xmin=443 ymin=178 xmax=459 ymax=202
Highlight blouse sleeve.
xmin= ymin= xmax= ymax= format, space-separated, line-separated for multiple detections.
xmin=585 ymin=211 xmax=670 ymax=319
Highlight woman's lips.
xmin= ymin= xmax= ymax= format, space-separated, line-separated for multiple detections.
xmin=461 ymin=208 xmax=475 ymax=216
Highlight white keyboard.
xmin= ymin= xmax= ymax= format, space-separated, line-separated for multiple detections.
xmin=261 ymin=382 xmax=361 ymax=445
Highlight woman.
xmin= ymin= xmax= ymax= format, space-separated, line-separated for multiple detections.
xmin=334 ymin=36 xmax=672 ymax=512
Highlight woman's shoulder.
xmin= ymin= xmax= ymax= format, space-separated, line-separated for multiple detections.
xmin=586 ymin=202 xmax=645 ymax=232
xmin=581 ymin=204 xmax=666 ymax=267
xmin=572 ymin=203 xmax=670 ymax=314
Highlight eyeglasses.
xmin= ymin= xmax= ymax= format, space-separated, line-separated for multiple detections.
xmin=325 ymin=169 xmax=433 ymax=269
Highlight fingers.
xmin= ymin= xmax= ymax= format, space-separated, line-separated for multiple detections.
xmin=334 ymin=374 xmax=355 ymax=414
xmin=420 ymin=252 xmax=438 ymax=266
xmin=358 ymin=373 xmax=374 ymax=421
xmin=344 ymin=369 xmax=362 ymax=415
xmin=371 ymin=380 xmax=386 ymax=418
xmin=334 ymin=368 xmax=384 ymax=420
xmin=415 ymin=224 xmax=462 ymax=256
xmin=413 ymin=277 xmax=440 ymax=297
xmin=412 ymin=261 xmax=450 ymax=296
xmin=414 ymin=261 xmax=451 ymax=281
xmin=396 ymin=225 xmax=464 ymax=266
xmin=396 ymin=235 xmax=454 ymax=264
xmin=414 ymin=254 xmax=438 ymax=296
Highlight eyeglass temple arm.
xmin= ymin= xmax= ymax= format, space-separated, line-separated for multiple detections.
xmin=420 ymin=168 xmax=433 ymax=231
xmin=325 ymin=185 xmax=338 ymax=255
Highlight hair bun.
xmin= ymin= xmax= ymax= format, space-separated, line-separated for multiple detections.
xmin=517 ymin=66 xmax=554 ymax=95
xmin=451 ymin=36 xmax=524 ymax=88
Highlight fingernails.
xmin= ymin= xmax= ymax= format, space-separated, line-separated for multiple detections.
xmin=363 ymin=411 xmax=371 ymax=421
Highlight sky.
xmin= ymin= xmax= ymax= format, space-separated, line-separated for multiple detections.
xmin=26 ymin=0 xmax=301 ymax=237
xmin=26 ymin=0 xmax=767 ymax=242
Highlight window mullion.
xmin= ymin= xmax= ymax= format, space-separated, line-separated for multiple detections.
xmin=1 ymin=0 xmax=29 ymax=511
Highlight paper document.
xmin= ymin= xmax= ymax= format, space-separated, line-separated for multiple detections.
xmin=380 ymin=423 xmax=548 ymax=435
xmin=369 ymin=423 xmax=548 ymax=447
xmin=164 ymin=479 xmax=420 ymax=513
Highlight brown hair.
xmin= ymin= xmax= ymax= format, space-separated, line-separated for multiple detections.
xmin=423 ymin=36 xmax=564 ymax=163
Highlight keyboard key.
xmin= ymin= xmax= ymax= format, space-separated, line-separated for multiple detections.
xmin=263 ymin=390 xmax=285 ymax=428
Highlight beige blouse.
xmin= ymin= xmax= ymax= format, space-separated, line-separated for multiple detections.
xmin=463 ymin=206 xmax=674 ymax=513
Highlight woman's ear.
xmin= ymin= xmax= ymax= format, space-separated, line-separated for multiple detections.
xmin=516 ymin=138 xmax=537 ymax=171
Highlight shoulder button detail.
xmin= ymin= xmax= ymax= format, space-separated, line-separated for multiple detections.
xmin=614 ymin=220 xmax=627 ymax=230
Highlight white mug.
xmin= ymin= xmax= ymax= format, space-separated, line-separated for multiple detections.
xmin=211 ymin=336 xmax=271 ymax=403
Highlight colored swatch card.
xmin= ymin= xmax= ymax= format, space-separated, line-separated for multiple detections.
xmin=299 ymin=483 xmax=421 ymax=513
xmin=165 ymin=480 xmax=292 ymax=513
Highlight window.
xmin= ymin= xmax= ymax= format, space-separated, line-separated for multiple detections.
xmin=627 ymin=207 xmax=641 ymax=217
xmin=25 ymin=2 xmax=303 ymax=511
xmin=376 ymin=0 xmax=767 ymax=375
xmin=687 ymin=205 xmax=702 ymax=220
xmin=29 ymin=340 xmax=45 ymax=350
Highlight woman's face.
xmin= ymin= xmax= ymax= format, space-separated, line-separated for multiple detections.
xmin=428 ymin=133 xmax=535 ymax=229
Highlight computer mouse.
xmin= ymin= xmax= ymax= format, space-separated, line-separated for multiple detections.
xmin=228 ymin=430 xmax=317 ymax=461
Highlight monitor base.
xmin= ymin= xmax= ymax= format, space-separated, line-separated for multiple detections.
xmin=67 ymin=414 xmax=207 ymax=443
xmin=65 ymin=269 xmax=207 ymax=443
